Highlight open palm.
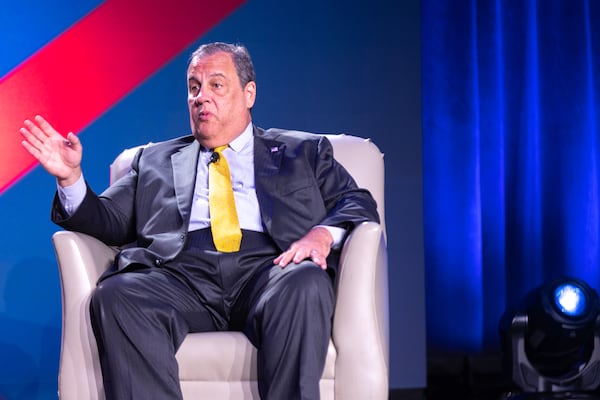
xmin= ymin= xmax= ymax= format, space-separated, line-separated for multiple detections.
xmin=20 ymin=115 xmax=82 ymax=185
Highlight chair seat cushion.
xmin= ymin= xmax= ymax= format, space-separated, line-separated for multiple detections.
xmin=176 ymin=331 xmax=337 ymax=382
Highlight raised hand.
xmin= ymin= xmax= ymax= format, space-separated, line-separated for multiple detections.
xmin=20 ymin=115 xmax=83 ymax=187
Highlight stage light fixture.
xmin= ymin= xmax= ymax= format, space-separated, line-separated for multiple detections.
xmin=500 ymin=276 xmax=600 ymax=397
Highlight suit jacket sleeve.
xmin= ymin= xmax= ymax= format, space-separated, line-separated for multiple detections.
xmin=51 ymin=150 xmax=141 ymax=246
xmin=314 ymin=135 xmax=380 ymax=230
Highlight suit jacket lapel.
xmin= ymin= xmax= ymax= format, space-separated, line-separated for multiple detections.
xmin=171 ymin=139 xmax=200 ymax=226
xmin=253 ymin=129 xmax=285 ymax=235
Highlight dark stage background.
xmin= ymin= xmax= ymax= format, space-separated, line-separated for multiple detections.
xmin=422 ymin=0 xmax=600 ymax=397
xmin=423 ymin=0 xmax=600 ymax=354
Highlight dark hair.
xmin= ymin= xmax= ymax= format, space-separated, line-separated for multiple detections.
xmin=189 ymin=42 xmax=256 ymax=88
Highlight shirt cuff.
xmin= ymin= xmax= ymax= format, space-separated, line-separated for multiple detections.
xmin=56 ymin=174 xmax=86 ymax=216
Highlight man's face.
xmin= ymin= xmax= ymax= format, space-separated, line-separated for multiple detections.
xmin=187 ymin=51 xmax=256 ymax=148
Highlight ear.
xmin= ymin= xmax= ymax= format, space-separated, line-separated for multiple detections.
xmin=244 ymin=81 xmax=256 ymax=108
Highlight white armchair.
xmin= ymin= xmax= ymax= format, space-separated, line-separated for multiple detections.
xmin=52 ymin=133 xmax=389 ymax=399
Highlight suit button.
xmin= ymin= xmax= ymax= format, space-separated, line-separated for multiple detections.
xmin=154 ymin=258 xmax=163 ymax=267
xmin=180 ymin=234 xmax=186 ymax=241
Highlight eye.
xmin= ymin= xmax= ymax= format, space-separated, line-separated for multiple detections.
xmin=189 ymin=84 xmax=200 ymax=96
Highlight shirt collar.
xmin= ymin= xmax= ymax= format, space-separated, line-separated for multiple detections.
xmin=228 ymin=122 xmax=253 ymax=153
xmin=199 ymin=123 xmax=253 ymax=153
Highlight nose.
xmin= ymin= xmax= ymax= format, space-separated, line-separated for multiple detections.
xmin=194 ymin=87 xmax=210 ymax=105
xmin=192 ymin=93 xmax=203 ymax=106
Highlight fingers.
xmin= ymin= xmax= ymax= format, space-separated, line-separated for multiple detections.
xmin=20 ymin=138 xmax=39 ymax=159
xmin=34 ymin=114 xmax=53 ymax=130
xmin=20 ymin=119 xmax=47 ymax=148
xmin=21 ymin=115 xmax=60 ymax=138
xmin=273 ymin=253 xmax=288 ymax=267
xmin=34 ymin=115 xmax=65 ymax=141
xmin=20 ymin=115 xmax=60 ymax=151
xmin=65 ymin=131 xmax=81 ymax=149
xmin=18 ymin=116 xmax=83 ymax=183
xmin=20 ymin=119 xmax=49 ymax=160
xmin=273 ymin=244 xmax=302 ymax=267
xmin=20 ymin=115 xmax=76 ymax=151
xmin=273 ymin=246 xmax=328 ymax=270
xmin=309 ymin=249 xmax=327 ymax=270
xmin=273 ymin=228 xmax=333 ymax=270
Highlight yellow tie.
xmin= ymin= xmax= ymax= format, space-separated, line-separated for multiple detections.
xmin=209 ymin=145 xmax=242 ymax=252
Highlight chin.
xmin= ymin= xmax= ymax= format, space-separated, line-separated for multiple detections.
xmin=192 ymin=129 xmax=218 ymax=147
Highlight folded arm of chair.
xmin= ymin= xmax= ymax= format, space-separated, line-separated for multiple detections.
xmin=333 ymin=221 xmax=389 ymax=399
xmin=52 ymin=231 xmax=118 ymax=296
xmin=52 ymin=230 xmax=117 ymax=400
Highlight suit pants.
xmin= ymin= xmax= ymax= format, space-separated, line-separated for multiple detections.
xmin=89 ymin=229 xmax=335 ymax=400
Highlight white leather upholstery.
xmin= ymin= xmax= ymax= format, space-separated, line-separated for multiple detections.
xmin=53 ymin=133 xmax=388 ymax=399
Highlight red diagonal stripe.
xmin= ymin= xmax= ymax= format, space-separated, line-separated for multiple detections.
xmin=0 ymin=0 xmax=245 ymax=193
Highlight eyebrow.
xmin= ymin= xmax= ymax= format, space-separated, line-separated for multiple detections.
xmin=188 ymin=72 xmax=227 ymax=81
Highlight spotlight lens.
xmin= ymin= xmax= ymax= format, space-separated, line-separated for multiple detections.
xmin=554 ymin=283 xmax=587 ymax=317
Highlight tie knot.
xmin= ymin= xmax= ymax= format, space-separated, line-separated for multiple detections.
xmin=214 ymin=145 xmax=228 ymax=153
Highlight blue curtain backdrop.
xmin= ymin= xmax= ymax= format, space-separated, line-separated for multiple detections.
xmin=423 ymin=0 xmax=600 ymax=354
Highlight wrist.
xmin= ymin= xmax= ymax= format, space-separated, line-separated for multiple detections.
xmin=57 ymin=168 xmax=82 ymax=188
xmin=311 ymin=226 xmax=334 ymax=248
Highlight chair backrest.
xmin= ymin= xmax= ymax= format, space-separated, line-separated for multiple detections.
xmin=110 ymin=133 xmax=385 ymax=233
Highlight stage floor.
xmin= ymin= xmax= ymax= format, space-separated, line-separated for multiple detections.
xmin=389 ymin=353 xmax=600 ymax=400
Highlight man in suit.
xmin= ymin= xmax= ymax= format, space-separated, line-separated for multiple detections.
xmin=20 ymin=42 xmax=379 ymax=400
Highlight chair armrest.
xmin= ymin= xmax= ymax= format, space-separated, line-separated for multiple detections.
xmin=52 ymin=230 xmax=117 ymax=400
xmin=52 ymin=230 xmax=118 ymax=296
xmin=332 ymin=221 xmax=389 ymax=399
